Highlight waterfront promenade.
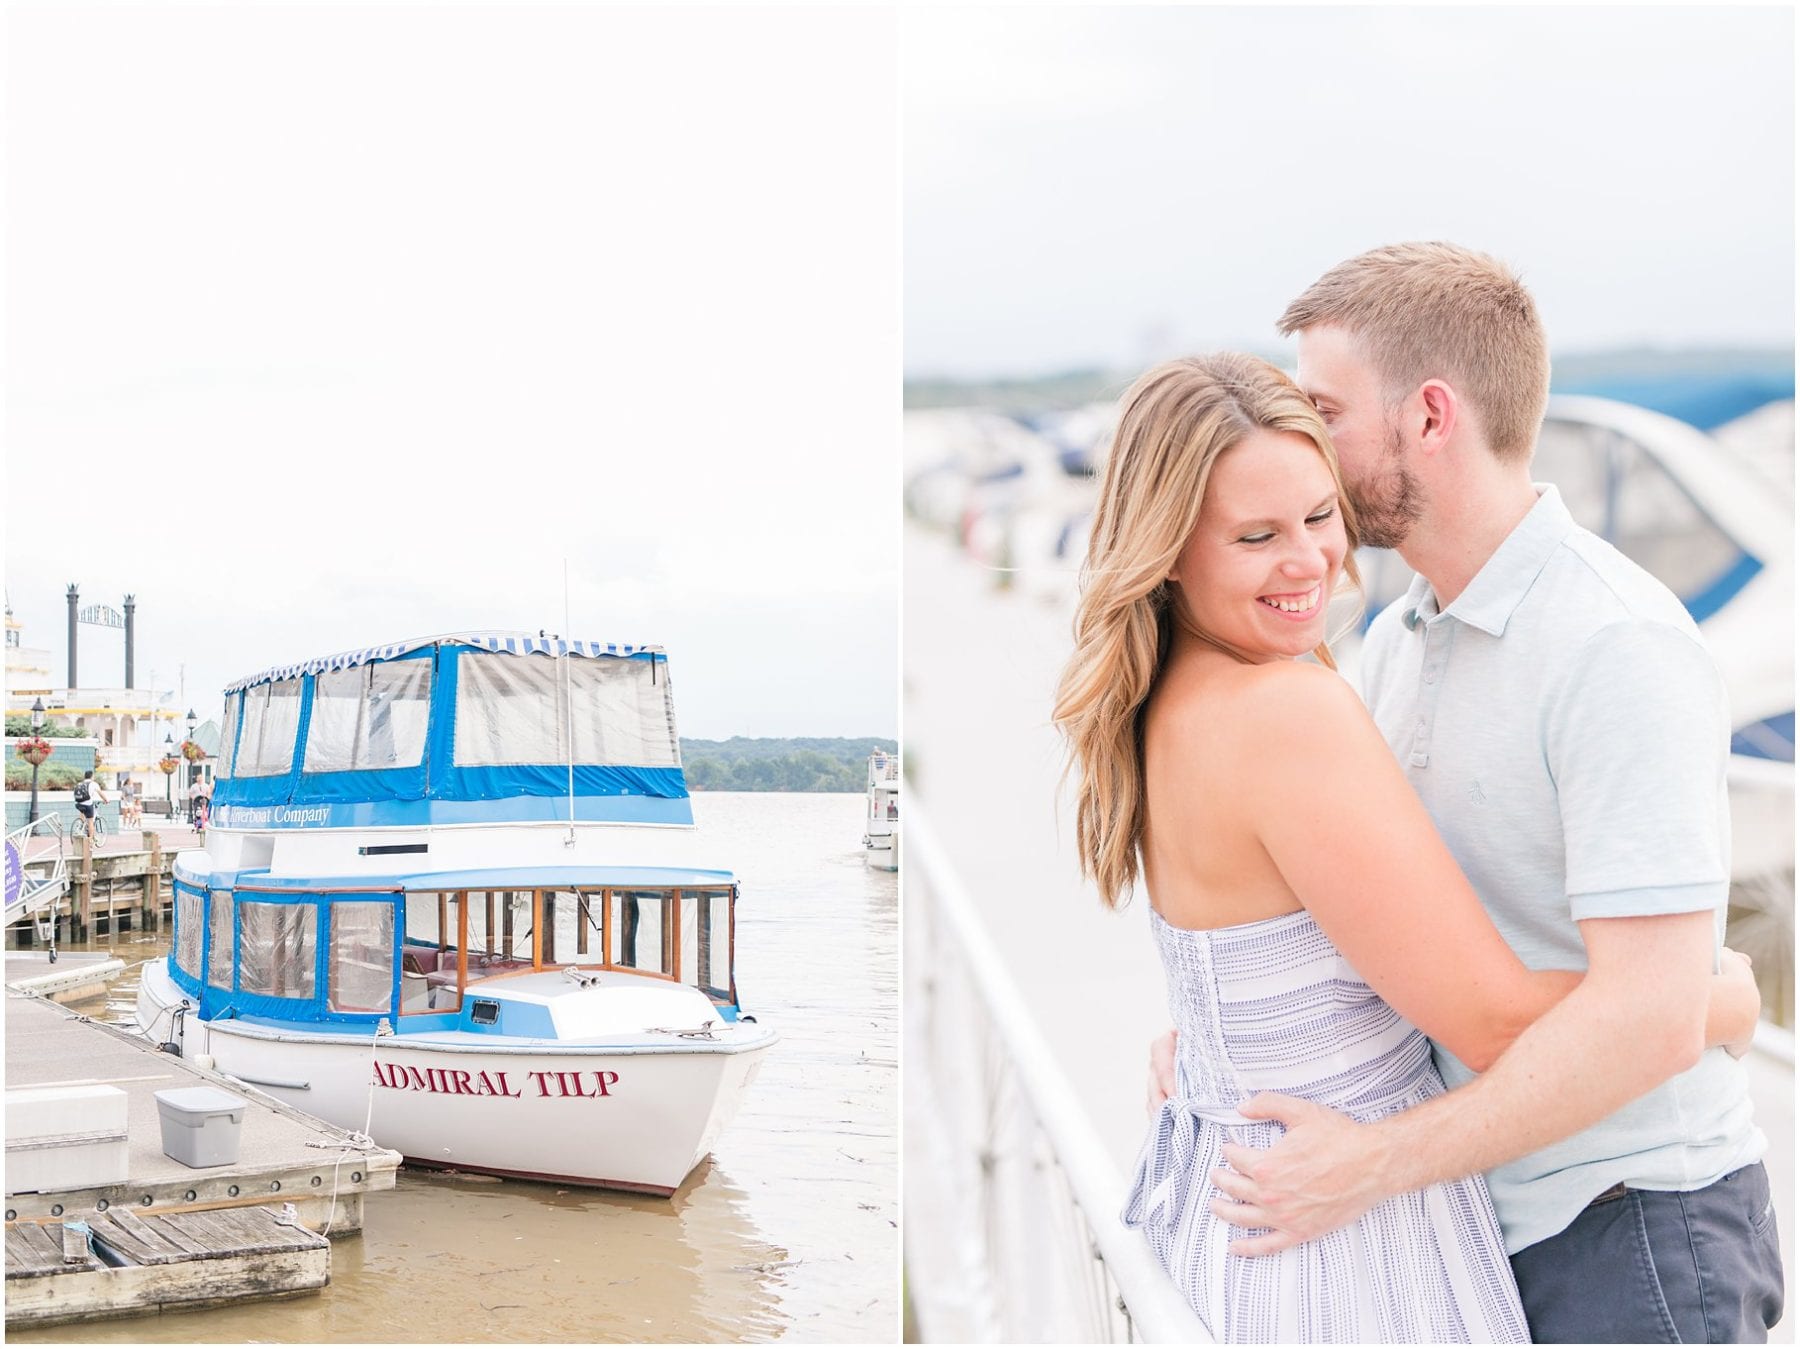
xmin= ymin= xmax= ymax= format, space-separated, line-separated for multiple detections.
xmin=15 ymin=824 xmax=205 ymax=864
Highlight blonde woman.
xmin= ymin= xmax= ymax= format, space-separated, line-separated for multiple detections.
xmin=1053 ymin=353 xmax=1757 ymax=1343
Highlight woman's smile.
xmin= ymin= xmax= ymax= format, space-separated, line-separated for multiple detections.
xmin=1257 ymin=585 xmax=1323 ymax=618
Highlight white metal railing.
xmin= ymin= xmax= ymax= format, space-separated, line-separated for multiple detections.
xmin=5 ymin=814 xmax=69 ymax=931
xmin=905 ymin=804 xmax=1210 ymax=1344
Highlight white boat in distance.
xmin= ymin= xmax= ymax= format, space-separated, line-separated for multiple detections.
xmin=135 ymin=632 xmax=775 ymax=1195
xmin=863 ymin=750 xmax=899 ymax=871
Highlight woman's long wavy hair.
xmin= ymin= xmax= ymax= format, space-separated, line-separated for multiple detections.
xmin=1053 ymin=353 xmax=1362 ymax=909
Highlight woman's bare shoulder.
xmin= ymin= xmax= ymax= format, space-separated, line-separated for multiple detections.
xmin=1162 ymin=658 xmax=1359 ymax=724
xmin=1147 ymin=660 xmax=1368 ymax=780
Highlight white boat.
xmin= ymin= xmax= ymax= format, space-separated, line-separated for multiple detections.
xmin=133 ymin=633 xmax=776 ymax=1196
xmin=863 ymin=750 xmax=899 ymax=871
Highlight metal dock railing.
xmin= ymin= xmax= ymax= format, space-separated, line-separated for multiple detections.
xmin=4 ymin=816 xmax=69 ymax=935
xmin=905 ymin=804 xmax=1210 ymax=1343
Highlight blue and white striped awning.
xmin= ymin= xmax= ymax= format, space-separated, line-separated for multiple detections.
xmin=224 ymin=632 xmax=665 ymax=692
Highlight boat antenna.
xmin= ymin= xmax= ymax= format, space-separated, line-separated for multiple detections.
xmin=563 ymin=556 xmax=576 ymax=847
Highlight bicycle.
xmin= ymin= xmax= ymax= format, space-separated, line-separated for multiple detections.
xmin=78 ymin=808 xmax=108 ymax=848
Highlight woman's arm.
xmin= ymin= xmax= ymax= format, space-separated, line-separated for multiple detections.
xmin=1224 ymin=665 xmax=1754 ymax=1069
xmin=1228 ymin=663 xmax=1564 ymax=1070
xmin=1709 ymin=948 xmax=1760 ymax=1057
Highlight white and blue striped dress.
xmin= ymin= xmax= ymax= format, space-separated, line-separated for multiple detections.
xmin=1123 ymin=907 xmax=1530 ymax=1344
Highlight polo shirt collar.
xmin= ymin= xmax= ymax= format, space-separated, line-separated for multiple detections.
xmin=1399 ymin=485 xmax=1576 ymax=636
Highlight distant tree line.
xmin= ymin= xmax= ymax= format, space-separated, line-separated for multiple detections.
xmin=681 ymin=737 xmax=897 ymax=792
xmin=2 ymin=725 xmax=898 ymax=794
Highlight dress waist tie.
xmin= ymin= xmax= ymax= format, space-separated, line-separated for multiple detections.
xmin=1122 ymin=1095 xmax=1262 ymax=1232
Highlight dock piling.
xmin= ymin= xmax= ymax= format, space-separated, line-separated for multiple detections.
xmin=74 ymin=831 xmax=93 ymax=942
xmin=144 ymin=833 xmax=163 ymax=933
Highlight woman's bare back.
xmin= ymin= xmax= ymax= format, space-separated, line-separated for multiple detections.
xmin=1140 ymin=648 xmax=1314 ymax=931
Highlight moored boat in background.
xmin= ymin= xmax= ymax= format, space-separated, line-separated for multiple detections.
xmin=863 ymin=749 xmax=900 ymax=871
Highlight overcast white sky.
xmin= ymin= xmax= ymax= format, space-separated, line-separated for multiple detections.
xmin=904 ymin=6 xmax=1796 ymax=378
xmin=5 ymin=5 xmax=899 ymax=741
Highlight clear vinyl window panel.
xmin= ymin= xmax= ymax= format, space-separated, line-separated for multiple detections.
xmin=453 ymin=652 xmax=679 ymax=767
xmin=403 ymin=891 xmax=453 ymax=949
xmin=545 ymin=889 xmax=606 ymax=962
xmin=237 ymin=901 xmax=318 ymax=1000
xmin=206 ymin=891 xmax=235 ymax=990
xmin=217 ymin=694 xmax=241 ymax=781
xmin=329 ymin=902 xmax=395 ymax=1014
xmin=239 ymin=678 xmax=303 ymax=777
xmin=608 ymin=890 xmax=674 ymax=976
xmin=400 ymin=892 xmax=462 ymax=1014
xmin=678 ymin=895 xmax=699 ymax=984
xmin=304 ymin=661 xmax=433 ymax=774
xmin=446 ymin=890 xmax=521 ymax=963
xmin=175 ymin=892 xmax=203 ymax=976
xmin=686 ymin=889 xmax=732 ymax=997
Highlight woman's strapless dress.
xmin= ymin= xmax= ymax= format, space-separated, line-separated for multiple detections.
xmin=1123 ymin=907 xmax=1530 ymax=1344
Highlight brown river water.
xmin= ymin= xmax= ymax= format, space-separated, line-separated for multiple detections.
xmin=10 ymin=792 xmax=898 ymax=1344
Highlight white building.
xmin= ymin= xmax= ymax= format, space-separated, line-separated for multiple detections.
xmin=6 ymin=602 xmax=185 ymax=788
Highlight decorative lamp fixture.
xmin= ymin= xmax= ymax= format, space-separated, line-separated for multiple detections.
xmin=25 ymin=697 xmax=49 ymax=825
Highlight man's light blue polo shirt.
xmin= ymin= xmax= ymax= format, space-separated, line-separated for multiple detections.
xmin=1358 ymin=484 xmax=1765 ymax=1255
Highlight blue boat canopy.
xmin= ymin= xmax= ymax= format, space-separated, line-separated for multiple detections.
xmin=224 ymin=632 xmax=664 ymax=693
xmin=210 ymin=634 xmax=692 ymax=829
xmin=177 ymin=864 xmax=737 ymax=892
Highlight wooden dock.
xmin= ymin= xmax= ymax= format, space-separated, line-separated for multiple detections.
xmin=5 ymin=990 xmax=402 ymax=1328
xmin=7 ymin=827 xmax=193 ymax=947
xmin=6 ymin=1205 xmax=331 ymax=1328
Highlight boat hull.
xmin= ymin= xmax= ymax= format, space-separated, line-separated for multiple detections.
xmin=136 ymin=962 xmax=773 ymax=1195
xmin=864 ymin=832 xmax=898 ymax=871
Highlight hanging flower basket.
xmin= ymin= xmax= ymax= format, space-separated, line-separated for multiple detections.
xmin=180 ymin=739 xmax=207 ymax=763
xmin=17 ymin=737 xmax=53 ymax=768
xmin=158 ymin=755 xmax=180 ymax=776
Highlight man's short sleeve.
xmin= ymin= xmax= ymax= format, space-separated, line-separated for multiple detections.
xmin=1545 ymin=620 xmax=1730 ymax=922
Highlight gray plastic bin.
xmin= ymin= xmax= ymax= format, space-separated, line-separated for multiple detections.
xmin=153 ymin=1086 xmax=247 ymax=1168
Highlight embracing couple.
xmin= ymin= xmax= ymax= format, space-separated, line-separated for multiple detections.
xmin=1053 ymin=243 xmax=1783 ymax=1343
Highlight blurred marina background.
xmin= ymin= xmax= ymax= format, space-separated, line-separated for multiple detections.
xmin=901 ymin=6 xmax=1793 ymax=1342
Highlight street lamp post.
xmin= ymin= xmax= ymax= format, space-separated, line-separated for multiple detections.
xmin=184 ymin=709 xmax=197 ymax=821
xmin=27 ymin=697 xmax=45 ymax=825
xmin=163 ymin=733 xmax=177 ymax=813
